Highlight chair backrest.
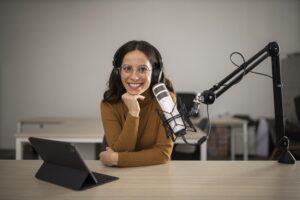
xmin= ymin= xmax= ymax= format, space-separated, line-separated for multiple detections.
xmin=101 ymin=135 xmax=108 ymax=152
xmin=176 ymin=92 xmax=198 ymax=116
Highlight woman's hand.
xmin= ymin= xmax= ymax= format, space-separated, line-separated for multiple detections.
xmin=99 ymin=147 xmax=119 ymax=167
xmin=122 ymin=93 xmax=145 ymax=117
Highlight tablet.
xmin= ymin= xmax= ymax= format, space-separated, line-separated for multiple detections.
xmin=29 ymin=137 xmax=119 ymax=190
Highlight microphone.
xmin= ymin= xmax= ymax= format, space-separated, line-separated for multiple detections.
xmin=190 ymin=93 xmax=202 ymax=117
xmin=152 ymin=83 xmax=186 ymax=137
xmin=190 ymin=90 xmax=216 ymax=116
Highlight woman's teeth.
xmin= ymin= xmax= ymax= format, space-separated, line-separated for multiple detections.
xmin=128 ymin=83 xmax=142 ymax=89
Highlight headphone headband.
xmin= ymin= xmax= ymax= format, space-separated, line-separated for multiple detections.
xmin=112 ymin=41 xmax=164 ymax=84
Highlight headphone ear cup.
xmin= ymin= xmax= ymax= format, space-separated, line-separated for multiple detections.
xmin=151 ymin=68 xmax=162 ymax=85
xmin=113 ymin=68 xmax=120 ymax=82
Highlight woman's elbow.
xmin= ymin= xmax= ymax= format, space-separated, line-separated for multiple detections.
xmin=157 ymin=150 xmax=171 ymax=164
xmin=160 ymin=156 xmax=170 ymax=164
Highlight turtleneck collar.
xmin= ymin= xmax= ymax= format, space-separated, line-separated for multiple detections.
xmin=138 ymin=89 xmax=154 ymax=108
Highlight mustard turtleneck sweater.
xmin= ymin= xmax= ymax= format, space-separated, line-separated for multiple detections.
xmin=100 ymin=89 xmax=174 ymax=167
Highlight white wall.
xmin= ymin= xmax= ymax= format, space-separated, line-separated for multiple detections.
xmin=1 ymin=0 xmax=300 ymax=149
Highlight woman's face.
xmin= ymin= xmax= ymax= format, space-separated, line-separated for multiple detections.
xmin=120 ymin=50 xmax=152 ymax=95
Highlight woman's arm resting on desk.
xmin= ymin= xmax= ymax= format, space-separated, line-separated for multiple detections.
xmin=99 ymin=123 xmax=173 ymax=167
xmin=99 ymin=147 xmax=119 ymax=166
xmin=101 ymin=102 xmax=139 ymax=152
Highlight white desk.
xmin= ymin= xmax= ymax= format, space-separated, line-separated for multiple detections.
xmin=15 ymin=118 xmax=102 ymax=160
xmin=15 ymin=117 xmax=207 ymax=160
xmin=1 ymin=160 xmax=299 ymax=200
xmin=210 ymin=118 xmax=249 ymax=160
xmin=191 ymin=117 xmax=249 ymax=160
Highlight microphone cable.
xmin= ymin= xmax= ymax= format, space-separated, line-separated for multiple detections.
xmin=230 ymin=51 xmax=273 ymax=80
xmin=206 ymin=104 xmax=212 ymax=140
xmin=197 ymin=104 xmax=212 ymax=145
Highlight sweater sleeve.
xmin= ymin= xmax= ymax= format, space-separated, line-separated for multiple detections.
xmin=100 ymin=101 xmax=139 ymax=152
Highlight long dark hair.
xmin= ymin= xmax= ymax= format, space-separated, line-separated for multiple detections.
xmin=103 ymin=40 xmax=174 ymax=103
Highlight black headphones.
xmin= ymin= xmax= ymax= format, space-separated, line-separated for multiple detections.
xmin=112 ymin=46 xmax=163 ymax=85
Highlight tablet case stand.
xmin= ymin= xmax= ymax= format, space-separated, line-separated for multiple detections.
xmin=29 ymin=137 xmax=119 ymax=190
xmin=36 ymin=162 xmax=97 ymax=190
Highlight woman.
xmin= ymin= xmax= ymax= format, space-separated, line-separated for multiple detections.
xmin=99 ymin=40 xmax=175 ymax=167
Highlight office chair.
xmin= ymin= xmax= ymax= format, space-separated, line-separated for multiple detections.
xmin=171 ymin=92 xmax=201 ymax=160
xmin=95 ymin=135 xmax=108 ymax=159
xmin=101 ymin=135 xmax=108 ymax=151
xmin=176 ymin=92 xmax=200 ymax=117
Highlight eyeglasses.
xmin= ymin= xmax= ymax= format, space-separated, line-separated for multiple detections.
xmin=120 ymin=64 xmax=151 ymax=75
